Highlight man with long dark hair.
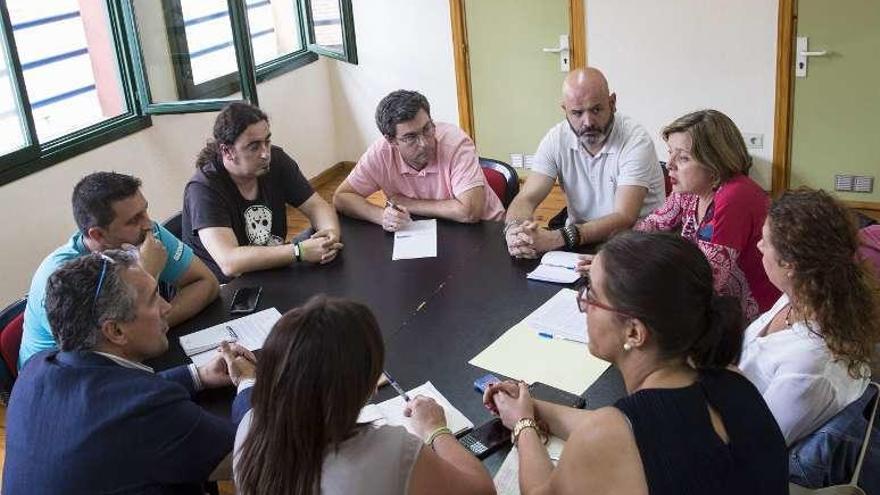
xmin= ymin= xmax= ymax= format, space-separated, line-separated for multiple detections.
xmin=184 ymin=102 xmax=342 ymax=283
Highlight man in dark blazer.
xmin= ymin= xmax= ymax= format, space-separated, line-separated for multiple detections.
xmin=3 ymin=250 xmax=256 ymax=494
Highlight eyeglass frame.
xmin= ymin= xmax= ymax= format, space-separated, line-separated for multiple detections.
xmin=93 ymin=252 xmax=118 ymax=306
xmin=577 ymin=277 xmax=635 ymax=320
xmin=395 ymin=119 xmax=436 ymax=147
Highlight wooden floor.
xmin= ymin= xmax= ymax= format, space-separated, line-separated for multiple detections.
xmin=0 ymin=164 xmax=565 ymax=494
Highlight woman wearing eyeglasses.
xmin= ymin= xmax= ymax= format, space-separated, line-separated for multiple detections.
xmin=485 ymin=231 xmax=788 ymax=494
xmin=632 ymin=109 xmax=779 ymax=322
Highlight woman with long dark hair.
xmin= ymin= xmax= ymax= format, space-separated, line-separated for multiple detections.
xmin=486 ymin=232 xmax=788 ymax=494
xmin=234 ymin=296 xmax=494 ymax=495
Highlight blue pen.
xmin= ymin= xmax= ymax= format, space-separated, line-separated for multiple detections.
xmin=383 ymin=370 xmax=411 ymax=401
xmin=538 ymin=332 xmax=583 ymax=344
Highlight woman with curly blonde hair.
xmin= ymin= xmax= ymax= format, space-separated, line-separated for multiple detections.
xmin=738 ymin=188 xmax=880 ymax=445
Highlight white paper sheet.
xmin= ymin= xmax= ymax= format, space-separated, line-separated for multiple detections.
xmin=526 ymin=288 xmax=587 ymax=343
xmin=180 ymin=308 xmax=282 ymax=366
xmin=392 ymin=219 xmax=437 ymax=260
xmin=357 ymin=381 xmax=473 ymax=435
xmin=494 ymin=436 xmax=566 ymax=495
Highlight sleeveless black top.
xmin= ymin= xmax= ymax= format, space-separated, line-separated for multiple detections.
xmin=614 ymin=369 xmax=788 ymax=494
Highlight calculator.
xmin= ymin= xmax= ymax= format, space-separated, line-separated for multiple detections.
xmin=457 ymin=418 xmax=509 ymax=459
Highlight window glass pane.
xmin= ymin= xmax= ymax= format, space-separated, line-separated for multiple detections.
xmin=310 ymin=0 xmax=343 ymax=53
xmin=250 ymin=0 xmax=303 ymax=66
xmin=8 ymin=0 xmax=127 ymax=142
xmin=134 ymin=0 xmax=303 ymax=103
xmin=0 ymin=20 xmax=29 ymax=155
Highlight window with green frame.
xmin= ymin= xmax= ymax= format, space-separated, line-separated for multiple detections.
xmin=0 ymin=0 xmax=358 ymax=186
xmin=0 ymin=0 xmax=149 ymax=186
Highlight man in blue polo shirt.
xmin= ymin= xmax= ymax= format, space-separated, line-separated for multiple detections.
xmin=18 ymin=172 xmax=219 ymax=368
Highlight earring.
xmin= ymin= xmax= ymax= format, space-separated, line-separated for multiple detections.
xmin=623 ymin=342 xmax=633 ymax=351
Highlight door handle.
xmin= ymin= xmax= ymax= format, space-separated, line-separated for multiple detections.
xmin=796 ymin=37 xmax=829 ymax=78
xmin=542 ymin=34 xmax=570 ymax=72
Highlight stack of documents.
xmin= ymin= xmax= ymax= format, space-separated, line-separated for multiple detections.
xmin=179 ymin=308 xmax=282 ymax=366
xmin=392 ymin=219 xmax=437 ymax=260
xmin=470 ymin=288 xmax=609 ymax=395
xmin=494 ymin=437 xmax=566 ymax=495
xmin=357 ymin=381 xmax=473 ymax=435
xmin=526 ymin=288 xmax=586 ymax=343
xmin=526 ymin=251 xmax=581 ymax=284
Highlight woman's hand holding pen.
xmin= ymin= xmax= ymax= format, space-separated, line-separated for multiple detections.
xmin=404 ymin=395 xmax=447 ymax=439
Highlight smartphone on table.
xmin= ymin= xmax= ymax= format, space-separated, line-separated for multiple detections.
xmin=229 ymin=286 xmax=262 ymax=314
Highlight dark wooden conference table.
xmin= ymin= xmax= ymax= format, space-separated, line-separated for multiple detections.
xmin=150 ymin=216 xmax=626 ymax=470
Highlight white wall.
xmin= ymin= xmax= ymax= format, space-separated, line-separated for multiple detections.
xmin=326 ymin=0 xmax=460 ymax=161
xmin=586 ymin=0 xmax=778 ymax=188
xmin=0 ymin=59 xmax=341 ymax=302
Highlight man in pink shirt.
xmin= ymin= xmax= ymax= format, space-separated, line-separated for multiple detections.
xmin=333 ymin=90 xmax=505 ymax=231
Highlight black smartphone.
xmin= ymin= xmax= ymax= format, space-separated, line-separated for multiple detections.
xmin=529 ymin=382 xmax=586 ymax=409
xmin=229 ymin=286 xmax=262 ymax=314
xmin=458 ymin=418 xmax=509 ymax=459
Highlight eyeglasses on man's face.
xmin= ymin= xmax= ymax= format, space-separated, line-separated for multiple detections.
xmin=396 ymin=120 xmax=436 ymax=147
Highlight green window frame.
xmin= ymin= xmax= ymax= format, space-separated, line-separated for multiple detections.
xmin=158 ymin=0 xmax=318 ymax=102
xmin=301 ymin=0 xmax=358 ymax=64
xmin=0 ymin=0 xmax=150 ymax=187
xmin=0 ymin=0 xmax=359 ymax=186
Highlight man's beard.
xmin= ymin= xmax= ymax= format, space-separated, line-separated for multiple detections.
xmin=570 ymin=114 xmax=615 ymax=149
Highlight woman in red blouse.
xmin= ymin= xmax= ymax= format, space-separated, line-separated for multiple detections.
xmin=634 ymin=110 xmax=779 ymax=321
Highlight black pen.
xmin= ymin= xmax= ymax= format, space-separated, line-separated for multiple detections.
xmin=383 ymin=370 xmax=411 ymax=401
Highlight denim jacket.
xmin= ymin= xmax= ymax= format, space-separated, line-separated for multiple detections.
xmin=789 ymin=385 xmax=879 ymax=490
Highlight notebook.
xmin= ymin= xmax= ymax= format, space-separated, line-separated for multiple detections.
xmin=526 ymin=251 xmax=581 ymax=284
xmin=357 ymin=381 xmax=474 ymax=436
xmin=179 ymin=308 xmax=282 ymax=366
xmin=526 ymin=288 xmax=586 ymax=343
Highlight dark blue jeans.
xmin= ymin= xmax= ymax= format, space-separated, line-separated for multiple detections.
xmin=789 ymin=386 xmax=879 ymax=491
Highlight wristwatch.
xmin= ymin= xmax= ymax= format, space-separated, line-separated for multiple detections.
xmin=511 ymin=417 xmax=545 ymax=447
xmin=291 ymin=242 xmax=301 ymax=263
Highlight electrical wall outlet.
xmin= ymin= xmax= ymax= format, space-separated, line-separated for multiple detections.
xmin=510 ymin=153 xmax=524 ymax=168
xmin=835 ymin=174 xmax=853 ymax=191
xmin=743 ymin=133 xmax=764 ymax=149
xmin=853 ymin=176 xmax=874 ymax=193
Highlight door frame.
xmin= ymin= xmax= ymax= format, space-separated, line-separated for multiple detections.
xmin=772 ymin=0 xmax=879 ymax=212
xmin=449 ymin=0 xmax=586 ymax=139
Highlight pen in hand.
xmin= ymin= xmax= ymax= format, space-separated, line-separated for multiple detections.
xmin=383 ymin=370 xmax=411 ymax=401
xmin=385 ymin=199 xmax=404 ymax=213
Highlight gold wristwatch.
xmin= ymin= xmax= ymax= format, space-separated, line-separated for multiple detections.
xmin=511 ymin=418 xmax=545 ymax=447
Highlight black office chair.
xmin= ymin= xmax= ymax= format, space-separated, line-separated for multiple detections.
xmin=161 ymin=211 xmax=183 ymax=239
xmin=479 ymin=157 xmax=520 ymax=208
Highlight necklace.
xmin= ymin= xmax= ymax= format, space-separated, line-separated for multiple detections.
xmin=784 ymin=305 xmax=795 ymax=327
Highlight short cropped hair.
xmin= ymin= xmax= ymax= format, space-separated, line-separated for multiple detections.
xmin=45 ymin=250 xmax=138 ymax=352
xmin=72 ymin=172 xmax=142 ymax=233
xmin=662 ymin=109 xmax=752 ymax=187
xmin=375 ymin=90 xmax=431 ymax=139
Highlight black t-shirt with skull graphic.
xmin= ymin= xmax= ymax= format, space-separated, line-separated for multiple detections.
xmin=182 ymin=145 xmax=314 ymax=282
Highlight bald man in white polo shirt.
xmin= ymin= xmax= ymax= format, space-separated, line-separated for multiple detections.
xmin=504 ymin=67 xmax=665 ymax=258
